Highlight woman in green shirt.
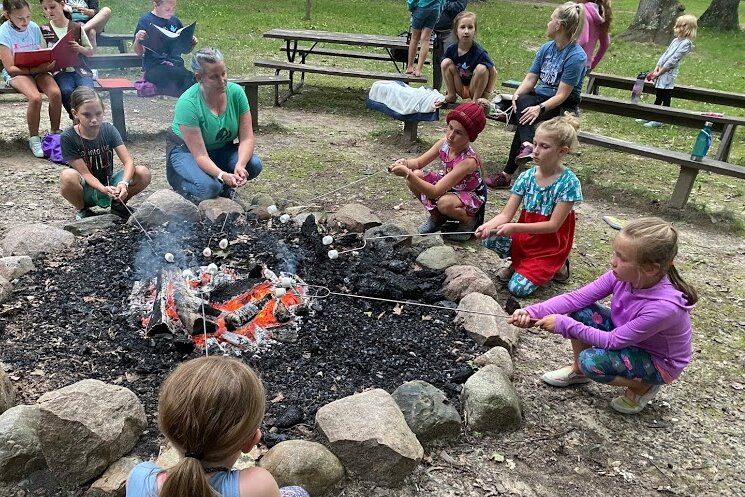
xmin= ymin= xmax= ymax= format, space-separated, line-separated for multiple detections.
xmin=166 ymin=47 xmax=262 ymax=202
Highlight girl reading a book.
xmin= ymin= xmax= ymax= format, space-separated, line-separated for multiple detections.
xmin=0 ymin=0 xmax=62 ymax=157
xmin=132 ymin=0 xmax=196 ymax=97
xmin=40 ymin=0 xmax=94 ymax=120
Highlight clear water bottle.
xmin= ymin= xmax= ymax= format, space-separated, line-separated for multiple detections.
xmin=631 ymin=72 xmax=647 ymax=103
xmin=690 ymin=121 xmax=713 ymax=162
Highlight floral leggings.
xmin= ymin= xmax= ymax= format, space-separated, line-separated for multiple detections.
xmin=573 ymin=303 xmax=665 ymax=385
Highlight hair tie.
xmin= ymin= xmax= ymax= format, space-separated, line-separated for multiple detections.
xmin=185 ymin=452 xmax=204 ymax=460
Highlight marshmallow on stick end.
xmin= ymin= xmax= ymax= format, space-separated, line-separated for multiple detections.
xmin=274 ymin=287 xmax=287 ymax=297
xmin=267 ymin=205 xmax=279 ymax=216
xmin=202 ymin=247 xmax=212 ymax=257
xmin=207 ymin=263 xmax=219 ymax=275
xmin=279 ymin=214 xmax=291 ymax=224
xmin=164 ymin=252 xmax=175 ymax=263
xmin=322 ymin=235 xmax=333 ymax=246
xmin=219 ymin=238 xmax=228 ymax=249
xmin=328 ymin=250 xmax=339 ymax=260
xmin=280 ymin=276 xmax=293 ymax=288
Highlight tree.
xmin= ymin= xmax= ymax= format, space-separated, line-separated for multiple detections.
xmin=305 ymin=0 xmax=312 ymax=21
xmin=617 ymin=0 xmax=685 ymax=44
xmin=699 ymin=0 xmax=741 ymax=31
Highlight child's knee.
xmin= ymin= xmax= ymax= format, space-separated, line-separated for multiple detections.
xmin=27 ymin=93 xmax=43 ymax=107
xmin=472 ymin=64 xmax=488 ymax=77
xmin=135 ymin=166 xmax=152 ymax=185
xmin=59 ymin=169 xmax=81 ymax=188
xmin=441 ymin=58 xmax=454 ymax=72
xmin=577 ymin=349 xmax=610 ymax=383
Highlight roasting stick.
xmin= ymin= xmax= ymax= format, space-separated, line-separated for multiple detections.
xmin=297 ymin=284 xmax=537 ymax=324
xmin=118 ymin=201 xmax=159 ymax=255
xmin=327 ymin=230 xmax=496 ymax=258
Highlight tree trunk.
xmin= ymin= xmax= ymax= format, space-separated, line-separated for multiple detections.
xmin=617 ymin=0 xmax=686 ymax=44
xmin=699 ymin=0 xmax=741 ymax=30
xmin=304 ymin=0 xmax=312 ymax=21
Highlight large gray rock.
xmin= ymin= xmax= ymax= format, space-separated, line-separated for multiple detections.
xmin=443 ymin=265 xmax=498 ymax=302
xmin=416 ymin=245 xmax=457 ymax=271
xmin=86 ymin=456 xmax=141 ymax=497
xmin=473 ymin=346 xmax=514 ymax=379
xmin=364 ymin=224 xmax=411 ymax=249
xmin=0 ymin=224 xmax=74 ymax=259
xmin=0 ymin=256 xmax=34 ymax=281
xmin=63 ymin=214 xmax=119 ymax=236
xmin=392 ymin=380 xmax=461 ymax=442
xmin=250 ymin=193 xmax=276 ymax=207
xmin=0 ymin=368 xmax=15 ymax=414
xmin=155 ymin=442 xmax=256 ymax=470
xmin=462 ymin=365 xmax=522 ymax=433
xmin=455 ymin=293 xmax=519 ymax=353
xmin=130 ymin=189 xmax=200 ymax=228
xmin=0 ymin=275 xmax=11 ymax=304
xmin=315 ymin=389 xmax=423 ymax=486
xmin=37 ymin=379 xmax=147 ymax=486
xmin=0 ymin=405 xmax=47 ymax=483
xmin=198 ymin=198 xmax=245 ymax=224
xmin=259 ymin=440 xmax=344 ymax=496
xmin=326 ymin=204 xmax=381 ymax=232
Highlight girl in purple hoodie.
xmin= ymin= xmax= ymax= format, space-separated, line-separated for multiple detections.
xmin=576 ymin=0 xmax=611 ymax=72
xmin=510 ymin=217 xmax=697 ymax=414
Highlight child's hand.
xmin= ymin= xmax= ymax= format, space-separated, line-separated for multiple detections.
xmin=389 ymin=164 xmax=411 ymax=178
xmin=113 ymin=182 xmax=129 ymax=201
xmin=191 ymin=36 xmax=198 ymax=47
xmin=494 ymin=222 xmax=517 ymax=236
xmin=233 ymin=166 xmax=248 ymax=186
xmin=135 ymin=30 xmax=147 ymax=42
xmin=508 ymin=309 xmax=534 ymax=328
xmin=69 ymin=41 xmax=83 ymax=53
xmin=102 ymin=185 xmax=118 ymax=198
xmin=535 ymin=314 xmax=558 ymax=333
xmin=32 ymin=61 xmax=55 ymax=74
xmin=474 ymin=222 xmax=494 ymax=239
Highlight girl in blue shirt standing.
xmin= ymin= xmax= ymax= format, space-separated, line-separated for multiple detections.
xmin=406 ymin=0 xmax=442 ymax=78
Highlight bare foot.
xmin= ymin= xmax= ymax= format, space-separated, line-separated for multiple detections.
xmin=444 ymin=94 xmax=457 ymax=104
xmin=413 ymin=70 xmax=423 ymax=77
xmin=405 ymin=67 xmax=415 ymax=75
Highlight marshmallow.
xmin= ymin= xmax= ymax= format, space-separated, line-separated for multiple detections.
xmin=267 ymin=204 xmax=279 ymax=215
xmin=182 ymin=269 xmax=195 ymax=279
xmin=280 ymin=276 xmax=293 ymax=288
xmin=322 ymin=235 xmax=333 ymax=245
xmin=164 ymin=252 xmax=174 ymax=263
xmin=279 ymin=214 xmax=291 ymax=224
xmin=274 ymin=288 xmax=287 ymax=297
xmin=328 ymin=250 xmax=339 ymax=260
xmin=219 ymin=238 xmax=229 ymax=249
xmin=203 ymin=247 xmax=212 ymax=257
xmin=207 ymin=263 xmax=219 ymax=275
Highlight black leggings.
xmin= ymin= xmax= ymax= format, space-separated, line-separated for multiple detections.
xmin=503 ymin=93 xmax=576 ymax=175
xmin=654 ymin=88 xmax=672 ymax=107
xmin=145 ymin=63 xmax=196 ymax=96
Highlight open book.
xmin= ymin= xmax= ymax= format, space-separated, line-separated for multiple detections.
xmin=144 ymin=21 xmax=196 ymax=56
xmin=14 ymin=29 xmax=80 ymax=72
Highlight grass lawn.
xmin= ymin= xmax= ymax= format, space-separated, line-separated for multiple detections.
xmin=58 ymin=0 xmax=745 ymax=228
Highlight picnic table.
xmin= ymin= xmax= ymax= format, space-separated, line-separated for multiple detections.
xmin=256 ymin=28 xmax=440 ymax=105
xmin=586 ymin=73 xmax=745 ymax=109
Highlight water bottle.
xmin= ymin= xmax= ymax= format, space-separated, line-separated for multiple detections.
xmin=690 ymin=122 xmax=713 ymax=162
xmin=631 ymin=72 xmax=647 ymax=103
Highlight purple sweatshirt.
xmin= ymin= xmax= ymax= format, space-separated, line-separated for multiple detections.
xmin=525 ymin=271 xmax=694 ymax=381
xmin=576 ymin=2 xmax=610 ymax=71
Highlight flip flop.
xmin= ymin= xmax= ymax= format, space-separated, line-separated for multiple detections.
xmin=602 ymin=215 xmax=625 ymax=230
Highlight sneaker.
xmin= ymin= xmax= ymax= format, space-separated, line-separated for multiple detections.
xmin=110 ymin=201 xmax=132 ymax=220
xmin=610 ymin=385 xmax=662 ymax=414
xmin=552 ymin=259 xmax=571 ymax=284
xmin=484 ymin=172 xmax=511 ymax=189
xmin=444 ymin=217 xmax=477 ymax=242
xmin=634 ymin=119 xmax=648 ymax=124
xmin=417 ymin=216 xmax=445 ymax=234
xmin=29 ymin=136 xmax=44 ymax=158
xmin=91 ymin=69 xmax=99 ymax=80
xmin=496 ymin=265 xmax=515 ymax=283
xmin=644 ymin=121 xmax=663 ymax=128
xmin=75 ymin=208 xmax=94 ymax=221
xmin=515 ymin=142 xmax=534 ymax=166
xmin=541 ymin=365 xmax=591 ymax=387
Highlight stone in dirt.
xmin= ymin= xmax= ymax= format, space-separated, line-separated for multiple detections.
xmin=392 ymin=380 xmax=462 ymax=443
xmin=326 ymin=204 xmax=382 ymax=232
xmin=0 ymin=223 xmax=75 ymax=259
xmin=0 ymin=367 xmax=15 ymax=414
xmin=416 ymin=245 xmax=457 ymax=271
xmin=259 ymin=440 xmax=344 ymax=496
xmin=37 ymin=379 xmax=147 ymax=486
xmin=443 ymin=265 xmax=498 ymax=302
xmin=86 ymin=456 xmax=141 ymax=497
xmin=247 ymin=204 xmax=272 ymax=221
xmin=462 ymin=365 xmax=522 ymax=433
xmin=455 ymin=292 xmax=519 ymax=353
xmin=315 ymin=388 xmax=423 ymax=486
xmin=364 ymin=223 xmax=412 ymax=249
xmin=199 ymin=197 xmax=246 ymax=224
xmin=0 ymin=275 xmax=11 ymax=304
xmin=129 ymin=189 xmax=200 ymax=228
xmin=473 ymin=346 xmax=514 ymax=379
xmin=0 ymin=256 xmax=34 ymax=281
xmin=155 ymin=443 xmax=257 ymax=470
xmin=292 ymin=211 xmax=326 ymax=225
xmin=63 ymin=214 xmax=119 ymax=236
xmin=0 ymin=405 xmax=47 ymax=484
xmin=250 ymin=193 xmax=276 ymax=207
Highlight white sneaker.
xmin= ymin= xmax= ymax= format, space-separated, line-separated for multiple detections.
xmin=29 ymin=136 xmax=44 ymax=158
xmin=91 ymin=69 xmax=99 ymax=80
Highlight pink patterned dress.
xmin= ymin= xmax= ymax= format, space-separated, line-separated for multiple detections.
xmin=419 ymin=142 xmax=487 ymax=216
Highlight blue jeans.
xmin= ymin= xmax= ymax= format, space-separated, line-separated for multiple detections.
xmin=166 ymin=141 xmax=262 ymax=202
xmin=54 ymin=71 xmax=94 ymax=118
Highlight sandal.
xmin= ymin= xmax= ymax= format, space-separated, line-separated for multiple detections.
xmin=552 ymin=259 xmax=571 ymax=284
xmin=610 ymin=385 xmax=662 ymax=414
xmin=484 ymin=172 xmax=511 ymax=189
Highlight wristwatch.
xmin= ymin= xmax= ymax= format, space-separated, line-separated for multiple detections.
xmin=217 ymin=171 xmax=225 ymax=183
xmin=539 ymin=103 xmax=546 ymax=113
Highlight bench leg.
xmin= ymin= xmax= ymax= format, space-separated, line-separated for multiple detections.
xmin=108 ymin=89 xmax=127 ymax=141
xmin=245 ymin=84 xmax=259 ymax=131
xmin=714 ymin=124 xmax=735 ymax=162
xmin=669 ymin=166 xmax=699 ymax=209
xmin=117 ymin=40 xmax=127 ymax=53
xmin=586 ymin=75 xmax=598 ymax=95
xmin=404 ymin=121 xmax=418 ymax=142
xmin=432 ymin=45 xmax=443 ymax=91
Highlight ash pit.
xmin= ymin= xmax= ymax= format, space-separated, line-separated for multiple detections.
xmin=0 ymin=215 xmax=483 ymax=453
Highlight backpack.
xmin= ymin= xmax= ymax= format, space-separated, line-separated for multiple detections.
xmin=42 ymin=133 xmax=67 ymax=165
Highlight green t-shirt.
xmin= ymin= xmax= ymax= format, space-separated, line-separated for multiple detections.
xmin=171 ymin=82 xmax=249 ymax=151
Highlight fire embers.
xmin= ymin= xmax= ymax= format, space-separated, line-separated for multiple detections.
xmin=129 ymin=265 xmax=307 ymax=353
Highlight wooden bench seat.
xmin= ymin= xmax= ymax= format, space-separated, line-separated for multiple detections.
xmin=578 ymin=131 xmax=745 ymax=208
xmin=97 ymin=33 xmax=132 ymax=53
xmin=87 ymin=53 xmax=142 ymax=70
xmin=255 ymin=58 xmax=426 ymax=105
xmin=280 ymin=45 xmax=429 ymax=65
xmin=230 ymin=75 xmax=291 ymax=129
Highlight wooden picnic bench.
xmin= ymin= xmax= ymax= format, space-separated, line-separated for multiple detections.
xmin=258 ymin=29 xmax=438 ymax=105
xmin=586 ymin=73 xmax=745 ymax=109
xmin=499 ymin=80 xmax=745 ymax=207
xmin=97 ymin=33 xmax=132 ymax=53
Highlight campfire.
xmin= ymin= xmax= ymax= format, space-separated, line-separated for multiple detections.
xmin=130 ymin=263 xmax=308 ymax=352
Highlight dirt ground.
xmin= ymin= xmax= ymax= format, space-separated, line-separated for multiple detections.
xmin=1 ymin=92 xmax=744 ymax=497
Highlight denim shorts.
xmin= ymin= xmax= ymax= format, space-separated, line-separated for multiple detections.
xmin=411 ymin=6 xmax=440 ymax=30
xmin=2 ymin=68 xmax=45 ymax=87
